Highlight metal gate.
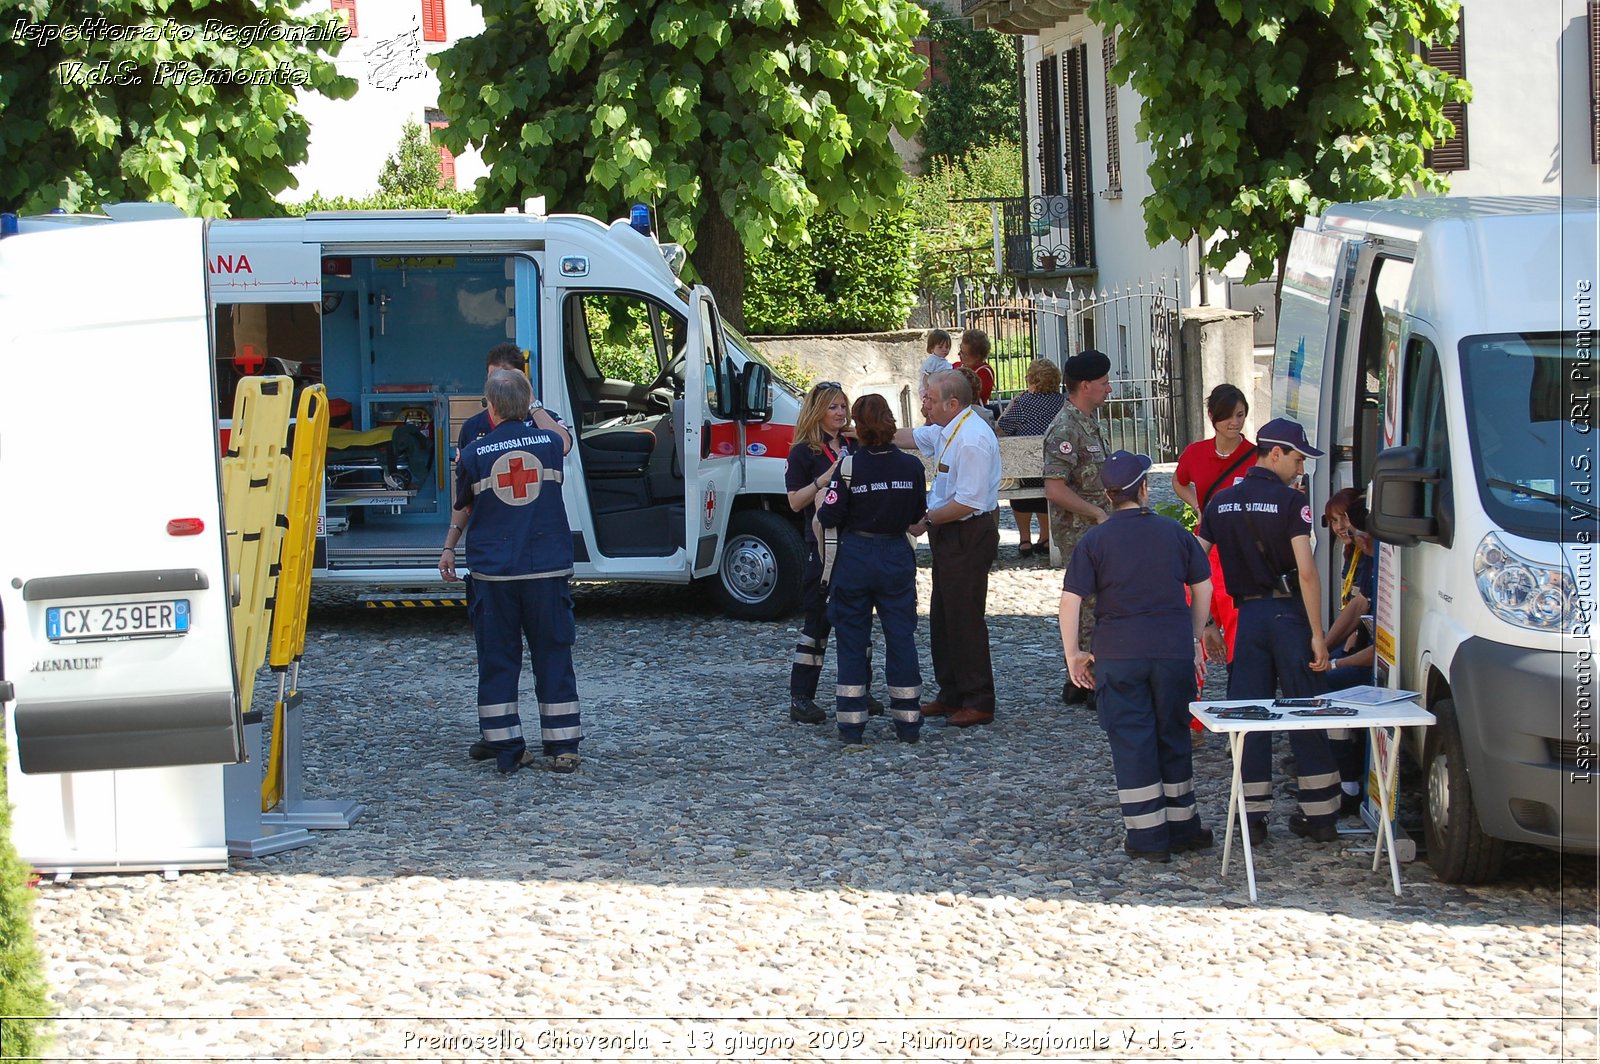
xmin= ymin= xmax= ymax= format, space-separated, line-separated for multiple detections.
xmin=956 ymin=275 xmax=1181 ymax=460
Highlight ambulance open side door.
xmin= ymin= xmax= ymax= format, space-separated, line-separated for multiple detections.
xmin=683 ymin=287 xmax=743 ymax=577
xmin=0 ymin=218 xmax=244 ymax=775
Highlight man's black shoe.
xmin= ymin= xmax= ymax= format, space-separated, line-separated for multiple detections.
xmin=1123 ymin=843 xmax=1171 ymax=863
xmin=1341 ymin=790 xmax=1364 ymax=817
xmin=1171 ymin=827 xmax=1215 ymax=853
xmin=468 ymin=741 xmax=493 ymax=762
xmin=789 ymin=697 xmax=826 ymax=724
xmin=896 ymin=731 xmax=921 ymax=744
xmin=1246 ymin=820 xmax=1268 ymax=846
xmin=1289 ymin=813 xmax=1339 ymax=843
xmin=866 ymin=696 xmax=885 ymax=717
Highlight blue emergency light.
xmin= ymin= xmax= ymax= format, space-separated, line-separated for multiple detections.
xmin=629 ymin=203 xmax=653 ymax=236
xmin=0 ymin=213 xmax=17 ymax=238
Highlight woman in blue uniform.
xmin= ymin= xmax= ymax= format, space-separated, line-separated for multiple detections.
xmin=784 ymin=382 xmax=856 ymax=724
xmin=1060 ymin=451 xmax=1214 ymax=860
xmin=815 ymin=395 xmax=928 ymax=744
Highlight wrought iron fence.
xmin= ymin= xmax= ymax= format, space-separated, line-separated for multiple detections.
xmin=956 ymin=275 xmax=1182 ymax=461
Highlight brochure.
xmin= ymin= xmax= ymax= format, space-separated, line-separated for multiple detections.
xmin=1326 ymin=685 xmax=1421 ymax=706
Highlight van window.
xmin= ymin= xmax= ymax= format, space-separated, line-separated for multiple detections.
xmin=562 ymin=292 xmax=687 ymax=425
xmin=1342 ymin=257 xmax=1409 ymax=482
xmin=1458 ymin=331 xmax=1598 ymax=542
xmin=1402 ymin=334 xmax=1450 ymax=522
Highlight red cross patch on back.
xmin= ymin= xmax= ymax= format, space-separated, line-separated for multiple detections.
xmin=490 ymin=451 xmax=543 ymax=505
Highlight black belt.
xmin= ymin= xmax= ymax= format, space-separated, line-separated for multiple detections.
xmin=848 ymin=529 xmax=903 ymax=539
xmin=1236 ymin=591 xmax=1295 ymax=602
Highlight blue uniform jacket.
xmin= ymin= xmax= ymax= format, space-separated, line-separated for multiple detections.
xmin=454 ymin=417 xmax=572 ymax=579
xmin=815 ymin=446 xmax=927 ymax=533
xmin=1196 ymin=466 xmax=1314 ymax=599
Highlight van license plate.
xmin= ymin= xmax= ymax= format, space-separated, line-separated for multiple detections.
xmin=46 ymin=600 xmax=191 ymax=642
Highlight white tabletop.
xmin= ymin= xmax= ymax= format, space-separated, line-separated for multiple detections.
xmin=1190 ymin=697 xmax=1436 ymax=733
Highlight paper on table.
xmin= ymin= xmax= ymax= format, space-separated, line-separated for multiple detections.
xmin=1326 ymin=685 xmax=1421 ymax=705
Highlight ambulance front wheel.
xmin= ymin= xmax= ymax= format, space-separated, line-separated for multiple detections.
xmin=1422 ymin=697 xmax=1507 ymax=884
xmin=709 ymin=510 xmax=803 ymax=620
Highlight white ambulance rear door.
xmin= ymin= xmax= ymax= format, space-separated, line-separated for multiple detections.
xmin=0 ymin=218 xmax=243 ymax=774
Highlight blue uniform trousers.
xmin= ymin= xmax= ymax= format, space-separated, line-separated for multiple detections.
xmin=789 ymin=546 xmax=831 ymax=699
xmin=1228 ymin=598 xmax=1341 ymax=828
xmin=826 ymin=535 xmax=921 ymax=741
xmin=1097 ymin=657 xmax=1205 ymax=852
xmin=1321 ymin=662 xmax=1374 ymax=788
xmin=470 ymin=576 xmax=582 ymax=772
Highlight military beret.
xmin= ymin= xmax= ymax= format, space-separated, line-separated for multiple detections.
xmin=1064 ymin=349 xmax=1111 ymax=382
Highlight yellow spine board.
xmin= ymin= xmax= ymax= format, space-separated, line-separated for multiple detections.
xmin=263 ymin=386 xmax=330 ymax=811
xmin=269 ymin=385 xmax=330 ymax=669
xmin=221 ymin=376 xmax=293 ymax=721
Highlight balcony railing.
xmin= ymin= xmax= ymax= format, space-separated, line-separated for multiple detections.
xmin=1000 ymin=195 xmax=1095 ymax=275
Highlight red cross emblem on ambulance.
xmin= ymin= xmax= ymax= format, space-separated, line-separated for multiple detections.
xmin=703 ymin=484 xmax=717 ymax=529
xmin=490 ymin=451 xmax=544 ymax=505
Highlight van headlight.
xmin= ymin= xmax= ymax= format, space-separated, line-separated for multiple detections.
xmin=1474 ymin=532 xmax=1576 ymax=632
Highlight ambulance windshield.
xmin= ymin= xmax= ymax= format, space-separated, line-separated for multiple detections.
xmin=1459 ymin=331 xmax=1597 ymax=542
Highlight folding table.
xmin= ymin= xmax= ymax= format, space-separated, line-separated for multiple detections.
xmin=1190 ymin=698 xmax=1437 ymax=902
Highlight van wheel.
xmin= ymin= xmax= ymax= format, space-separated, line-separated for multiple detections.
xmin=1423 ymin=697 xmax=1506 ymax=884
xmin=709 ymin=510 xmax=802 ymax=620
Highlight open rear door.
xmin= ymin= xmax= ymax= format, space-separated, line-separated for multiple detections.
xmin=0 ymin=218 xmax=242 ymax=775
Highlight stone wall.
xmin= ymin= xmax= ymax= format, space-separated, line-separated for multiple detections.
xmin=749 ymin=331 xmax=934 ymax=425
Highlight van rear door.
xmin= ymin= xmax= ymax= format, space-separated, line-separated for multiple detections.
xmin=0 ymin=218 xmax=242 ymax=774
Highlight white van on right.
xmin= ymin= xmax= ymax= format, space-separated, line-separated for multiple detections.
xmin=1273 ymin=196 xmax=1598 ymax=882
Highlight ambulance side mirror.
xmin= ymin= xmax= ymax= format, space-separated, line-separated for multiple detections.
xmin=740 ymin=363 xmax=772 ymax=423
xmin=1368 ymin=446 xmax=1441 ymax=547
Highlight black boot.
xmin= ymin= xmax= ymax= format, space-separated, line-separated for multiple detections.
xmin=789 ymin=697 xmax=825 ymax=724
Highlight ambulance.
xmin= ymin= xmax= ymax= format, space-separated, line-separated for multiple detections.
xmin=7 ymin=201 xmax=809 ymax=622
xmin=1272 ymin=196 xmax=1597 ymax=882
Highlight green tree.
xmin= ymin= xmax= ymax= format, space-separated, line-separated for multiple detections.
xmin=432 ymin=0 xmax=927 ymax=331
xmin=920 ymin=13 xmax=1018 ymax=161
xmin=909 ymin=138 xmax=1022 ymax=314
xmin=0 ymin=0 xmax=355 ymax=216
xmin=378 ymin=120 xmax=445 ymax=198
xmin=0 ymin=733 xmax=51 ymax=1060
xmin=1088 ymin=0 xmax=1470 ymax=282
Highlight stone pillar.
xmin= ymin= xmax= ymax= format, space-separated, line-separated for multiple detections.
xmin=1178 ymin=307 xmax=1256 ymax=444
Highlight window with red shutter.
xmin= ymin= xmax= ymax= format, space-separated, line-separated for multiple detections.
xmin=421 ymin=0 xmax=446 ymax=42
xmin=1422 ymin=11 xmax=1468 ymax=172
xmin=331 ymin=0 xmax=356 ymax=37
xmin=428 ymin=117 xmax=455 ymax=190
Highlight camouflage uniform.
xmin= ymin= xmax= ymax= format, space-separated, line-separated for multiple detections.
xmin=1042 ymin=404 xmax=1109 ymax=652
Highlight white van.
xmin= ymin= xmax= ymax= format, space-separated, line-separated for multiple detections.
xmin=0 ymin=205 xmax=803 ymax=784
xmin=1273 ymin=196 xmax=1597 ymax=882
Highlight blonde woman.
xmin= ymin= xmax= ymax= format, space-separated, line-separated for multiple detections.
xmin=784 ymin=381 xmax=857 ymax=724
xmin=996 ymin=359 xmax=1066 ymax=557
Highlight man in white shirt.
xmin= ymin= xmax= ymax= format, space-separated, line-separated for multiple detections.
xmin=894 ymin=369 xmax=1002 ymax=726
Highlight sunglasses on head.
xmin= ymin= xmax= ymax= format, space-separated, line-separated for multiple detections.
xmin=811 ymin=381 xmax=842 ymax=393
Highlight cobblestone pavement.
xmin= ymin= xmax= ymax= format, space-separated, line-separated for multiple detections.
xmin=27 ymin=471 xmax=1599 ymax=1062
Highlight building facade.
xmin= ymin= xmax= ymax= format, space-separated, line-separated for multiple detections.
xmin=288 ymin=0 xmax=487 ymax=201
xmin=963 ymin=0 xmax=1600 ymax=307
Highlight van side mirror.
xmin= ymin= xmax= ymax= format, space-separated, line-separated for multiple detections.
xmin=1368 ymin=445 xmax=1441 ymax=547
xmin=740 ymin=362 xmax=772 ymax=423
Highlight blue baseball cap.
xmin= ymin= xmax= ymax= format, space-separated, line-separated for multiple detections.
xmin=1257 ymin=417 xmax=1325 ymax=459
xmin=1103 ymin=450 xmax=1152 ymax=492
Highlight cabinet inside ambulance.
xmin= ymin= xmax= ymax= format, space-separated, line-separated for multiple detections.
xmin=213 ymin=253 xmax=525 ymax=572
